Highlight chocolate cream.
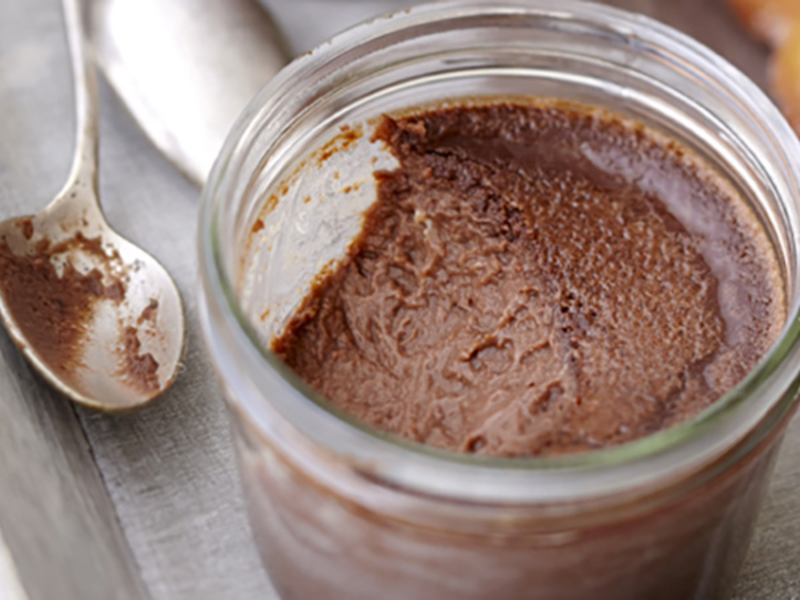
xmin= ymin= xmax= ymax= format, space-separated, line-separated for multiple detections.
xmin=272 ymin=101 xmax=784 ymax=457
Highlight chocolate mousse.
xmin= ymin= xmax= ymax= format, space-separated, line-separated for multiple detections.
xmin=272 ymin=101 xmax=784 ymax=457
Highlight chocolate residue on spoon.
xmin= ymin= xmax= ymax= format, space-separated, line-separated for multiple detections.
xmin=16 ymin=218 xmax=34 ymax=240
xmin=118 ymin=326 xmax=160 ymax=395
xmin=0 ymin=231 xmax=126 ymax=385
xmin=137 ymin=298 xmax=159 ymax=325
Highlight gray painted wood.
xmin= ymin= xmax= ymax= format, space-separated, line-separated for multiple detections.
xmin=0 ymin=0 xmax=797 ymax=599
xmin=0 ymin=335 xmax=149 ymax=600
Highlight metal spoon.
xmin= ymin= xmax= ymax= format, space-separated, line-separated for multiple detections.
xmin=93 ymin=0 xmax=290 ymax=186
xmin=0 ymin=0 xmax=185 ymax=411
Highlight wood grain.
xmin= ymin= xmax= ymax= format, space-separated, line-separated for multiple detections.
xmin=0 ymin=341 xmax=149 ymax=600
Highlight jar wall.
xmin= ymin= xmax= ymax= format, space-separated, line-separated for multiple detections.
xmin=232 ymin=404 xmax=787 ymax=600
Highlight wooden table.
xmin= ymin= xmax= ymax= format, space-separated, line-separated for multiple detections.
xmin=0 ymin=0 xmax=796 ymax=598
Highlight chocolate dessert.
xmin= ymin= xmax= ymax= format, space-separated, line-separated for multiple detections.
xmin=272 ymin=101 xmax=784 ymax=457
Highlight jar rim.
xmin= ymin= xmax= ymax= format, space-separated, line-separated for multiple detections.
xmin=199 ymin=0 xmax=800 ymax=503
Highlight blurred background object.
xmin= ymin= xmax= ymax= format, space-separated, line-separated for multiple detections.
xmin=94 ymin=0 xmax=289 ymax=185
xmin=772 ymin=21 xmax=800 ymax=132
xmin=724 ymin=0 xmax=800 ymax=136
xmin=262 ymin=0 xmax=411 ymax=54
xmin=727 ymin=0 xmax=800 ymax=45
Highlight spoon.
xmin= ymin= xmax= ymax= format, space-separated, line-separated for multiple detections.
xmin=93 ymin=0 xmax=290 ymax=186
xmin=0 ymin=0 xmax=185 ymax=410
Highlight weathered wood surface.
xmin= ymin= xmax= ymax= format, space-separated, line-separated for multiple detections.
xmin=0 ymin=0 xmax=796 ymax=599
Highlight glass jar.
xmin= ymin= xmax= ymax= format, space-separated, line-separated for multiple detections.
xmin=198 ymin=2 xmax=800 ymax=598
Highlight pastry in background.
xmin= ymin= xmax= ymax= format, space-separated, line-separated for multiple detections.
xmin=772 ymin=21 xmax=800 ymax=131
xmin=728 ymin=0 xmax=800 ymax=45
xmin=728 ymin=0 xmax=800 ymax=133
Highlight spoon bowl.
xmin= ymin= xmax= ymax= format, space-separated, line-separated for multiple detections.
xmin=0 ymin=194 xmax=184 ymax=410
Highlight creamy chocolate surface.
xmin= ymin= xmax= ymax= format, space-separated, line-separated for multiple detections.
xmin=273 ymin=102 xmax=784 ymax=457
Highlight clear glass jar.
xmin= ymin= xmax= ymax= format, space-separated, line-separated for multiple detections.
xmin=198 ymin=2 xmax=800 ymax=598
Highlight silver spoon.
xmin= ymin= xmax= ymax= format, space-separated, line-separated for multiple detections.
xmin=0 ymin=0 xmax=185 ymax=411
xmin=93 ymin=0 xmax=290 ymax=186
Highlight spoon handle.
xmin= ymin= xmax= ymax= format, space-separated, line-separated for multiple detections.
xmin=56 ymin=0 xmax=100 ymax=209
